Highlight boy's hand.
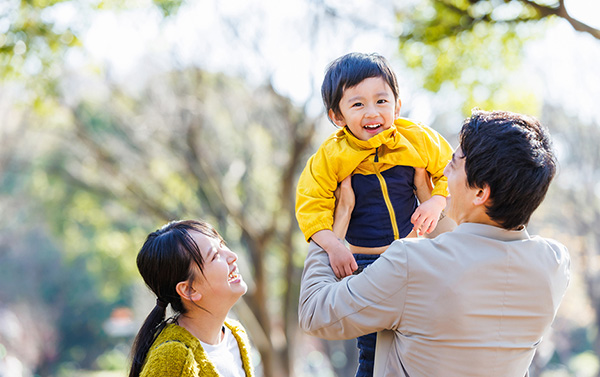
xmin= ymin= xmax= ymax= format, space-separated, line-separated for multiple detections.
xmin=327 ymin=242 xmax=358 ymax=279
xmin=411 ymin=195 xmax=446 ymax=236
xmin=312 ymin=229 xmax=358 ymax=279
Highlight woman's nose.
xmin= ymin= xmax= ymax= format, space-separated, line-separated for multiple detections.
xmin=227 ymin=250 xmax=238 ymax=263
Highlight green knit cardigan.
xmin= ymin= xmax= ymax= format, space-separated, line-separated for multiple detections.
xmin=140 ymin=319 xmax=254 ymax=377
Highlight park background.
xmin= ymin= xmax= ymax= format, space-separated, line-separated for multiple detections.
xmin=1 ymin=0 xmax=599 ymax=376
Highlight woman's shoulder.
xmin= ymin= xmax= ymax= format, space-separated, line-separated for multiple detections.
xmin=140 ymin=325 xmax=199 ymax=377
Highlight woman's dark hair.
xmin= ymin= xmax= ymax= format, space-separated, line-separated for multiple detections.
xmin=128 ymin=219 xmax=224 ymax=377
xmin=321 ymin=52 xmax=399 ymax=123
xmin=459 ymin=109 xmax=557 ymax=230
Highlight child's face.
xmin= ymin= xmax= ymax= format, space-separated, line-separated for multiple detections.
xmin=329 ymin=76 xmax=400 ymax=141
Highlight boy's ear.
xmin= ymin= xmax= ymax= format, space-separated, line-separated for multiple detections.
xmin=395 ymin=98 xmax=402 ymax=119
xmin=176 ymin=280 xmax=202 ymax=302
xmin=473 ymin=184 xmax=491 ymax=206
xmin=328 ymin=109 xmax=346 ymax=127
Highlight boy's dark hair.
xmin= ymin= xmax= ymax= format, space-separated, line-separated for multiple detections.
xmin=322 ymin=52 xmax=399 ymax=122
xmin=459 ymin=110 xmax=557 ymax=230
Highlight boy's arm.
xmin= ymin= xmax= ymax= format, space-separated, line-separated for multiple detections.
xmin=411 ymin=168 xmax=446 ymax=236
xmin=419 ymin=125 xmax=454 ymax=197
xmin=295 ymin=149 xmax=341 ymax=242
xmin=312 ymin=176 xmax=357 ymax=279
xmin=332 ymin=176 xmax=354 ymax=240
xmin=312 ymin=230 xmax=357 ymax=279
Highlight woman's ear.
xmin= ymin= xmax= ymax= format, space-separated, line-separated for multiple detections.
xmin=328 ymin=109 xmax=346 ymax=127
xmin=176 ymin=280 xmax=202 ymax=302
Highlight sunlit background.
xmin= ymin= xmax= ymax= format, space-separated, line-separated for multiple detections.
xmin=1 ymin=0 xmax=600 ymax=376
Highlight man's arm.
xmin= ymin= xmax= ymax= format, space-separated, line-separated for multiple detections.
xmin=298 ymin=240 xmax=408 ymax=340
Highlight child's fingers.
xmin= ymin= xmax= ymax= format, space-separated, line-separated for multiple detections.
xmin=426 ymin=217 xmax=439 ymax=234
xmin=410 ymin=210 xmax=421 ymax=224
xmin=413 ymin=215 xmax=426 ymax=234
xmin=343 ymin=265 xmax=353 ymax=277
xmin=334 ymin=267 xmax=343 ymax=279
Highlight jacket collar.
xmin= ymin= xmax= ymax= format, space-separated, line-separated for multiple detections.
xmin=453 ymin=222 xmax=530 ymax=241
xmin=341 ymin=125 xmax=398 ymax=150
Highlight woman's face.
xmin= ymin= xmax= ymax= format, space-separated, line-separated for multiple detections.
xmin=190 ymin=231 xmax=247 ymax=307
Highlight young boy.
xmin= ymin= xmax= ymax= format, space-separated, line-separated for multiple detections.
xmin=295 ymin=52 xmax=454 ymax=377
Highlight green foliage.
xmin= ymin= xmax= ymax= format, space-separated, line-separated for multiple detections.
xmin=396 ymin=0 xmax=548 ymax=115
xmin=0 ymin=0 xmax=79 ymax=80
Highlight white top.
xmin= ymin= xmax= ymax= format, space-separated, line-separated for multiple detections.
xmin=200 ymin=326 xmax=245 ymax=377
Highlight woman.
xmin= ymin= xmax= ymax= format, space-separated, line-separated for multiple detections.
xmin=129 ymin=220 xmax=254 ymax=377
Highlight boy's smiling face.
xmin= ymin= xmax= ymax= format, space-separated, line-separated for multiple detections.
xmin=329 ymin=76 xmax=400 ymax=141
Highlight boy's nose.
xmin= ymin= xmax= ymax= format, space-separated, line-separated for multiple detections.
xmin=365 ymin=104 xmax=378 ymax=117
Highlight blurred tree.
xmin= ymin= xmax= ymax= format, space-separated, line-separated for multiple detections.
xmin=395 ymin=0 xmax=600 ymax=114
xmin=30 ymin=68 xmax=317 ymax=376
xmin=538 ymin=105 xmax=600 ymax=377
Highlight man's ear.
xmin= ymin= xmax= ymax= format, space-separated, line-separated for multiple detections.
xmin=176 ymin=280 xmax=202 ymax=302
xmin=473 ymin=184 xmax=491 ymax=206
xmin=328 ymin=109 xmax=346 ymax=127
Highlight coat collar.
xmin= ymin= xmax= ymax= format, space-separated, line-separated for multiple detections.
xmin=340 ymin=125 xmax=399 ymax=150
xmin=453 ymin=222 xmax=530 ymax=241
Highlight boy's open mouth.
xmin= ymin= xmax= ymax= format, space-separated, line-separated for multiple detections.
xmin=364 ymin=124 xmax=381 ymax=130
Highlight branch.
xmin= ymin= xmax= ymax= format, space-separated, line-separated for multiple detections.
xmin=521 ymin=0 xmax=600 ymax=40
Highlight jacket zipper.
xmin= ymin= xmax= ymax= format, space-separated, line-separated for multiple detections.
xmin=373 ymin=147 xmax=400 ymax=240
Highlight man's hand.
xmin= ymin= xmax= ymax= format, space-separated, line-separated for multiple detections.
xmin=312 ymin=229 xmax=358 ymax=279
xmin=411 ymin=195 xmax=446 ymax=236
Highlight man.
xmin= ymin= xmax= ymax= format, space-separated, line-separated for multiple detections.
xmin=298 ymin=110 xmax=570 ymax=377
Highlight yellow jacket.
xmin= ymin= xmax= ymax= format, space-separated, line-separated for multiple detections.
xmin=296 ymin=118 xmax=453 ymax=244
xmin=140 ymin=320 xmax=254 ymax=377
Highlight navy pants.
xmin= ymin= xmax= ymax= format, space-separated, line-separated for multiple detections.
xmin=353 ymin=254 xmax=380 ymax=377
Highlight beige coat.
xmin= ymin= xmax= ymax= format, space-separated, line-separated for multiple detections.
xmin=299 ymin=223 xmax=570 ymax=377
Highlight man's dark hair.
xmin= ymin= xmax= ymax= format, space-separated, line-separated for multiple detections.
xmin=321 ymin=52 xmax=399 ymax=122
xmin=459 ymin=110 xmax=557 ymax=230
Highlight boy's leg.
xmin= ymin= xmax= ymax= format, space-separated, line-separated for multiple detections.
xmin=353 ymin=254 xmax=380 ymax=377
xmin=356 ymin=333 xmax=377 ymax=377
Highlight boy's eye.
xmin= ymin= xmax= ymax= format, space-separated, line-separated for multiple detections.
xmin=351 ymin=102 xmax=363 ymax=108
xmin=377 ymin=99 xmax=387 ymax=104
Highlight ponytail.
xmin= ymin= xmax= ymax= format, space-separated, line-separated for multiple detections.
xmin=129 ymin=220 xmax=217 ymax=376
xmin=128 ymin=301 xmax=168 ymax=377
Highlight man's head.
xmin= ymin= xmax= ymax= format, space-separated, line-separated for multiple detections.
xmin=321 ymin=52 xmax=400 ymax=132
xmin=445 ymin=110 xmax=556 ymax=230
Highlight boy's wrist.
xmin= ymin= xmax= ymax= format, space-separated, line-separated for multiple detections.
xmin=429 ymin=195 xmax=447 ymax=209
xmin=312 ymin=230 xmax=344 ymax=252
